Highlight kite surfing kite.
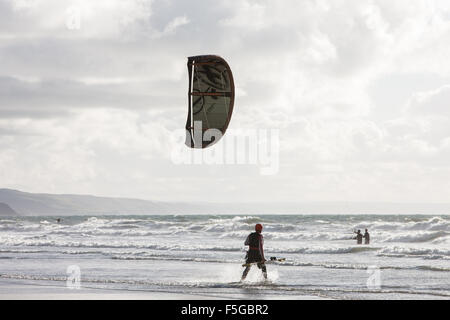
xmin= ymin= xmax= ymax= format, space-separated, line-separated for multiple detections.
xmin=185 ymin=55 xmax=235 ymax=148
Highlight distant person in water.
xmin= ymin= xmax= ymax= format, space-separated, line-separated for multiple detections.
xmin=56 ymin=218 xmax=61 ymax=223
xmin=354 ymin=229 xmax=363 ymax=244
xmin=363 ymin=229 xmax=370 ymax=244
xmin=241 ymin=223 xmax=267 ymax=281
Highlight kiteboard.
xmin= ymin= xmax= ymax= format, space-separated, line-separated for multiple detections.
xmin=242 ymin=257 xmax=286 ymax=267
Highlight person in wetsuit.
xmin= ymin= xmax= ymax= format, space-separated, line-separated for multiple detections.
xmin=241 ymin=223 xmax=267 ymax=281
xmin=354 ymin=229 xmax=363 ymax=244
xmin=363 ymin=229 xmax=370 ymax=244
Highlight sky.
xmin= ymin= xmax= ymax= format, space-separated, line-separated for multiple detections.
xmin=1 ymin=0 xmax=450 ymax=204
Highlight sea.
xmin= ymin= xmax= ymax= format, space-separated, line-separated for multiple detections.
xmin=0 ymin=214 xmax=449 ymax=299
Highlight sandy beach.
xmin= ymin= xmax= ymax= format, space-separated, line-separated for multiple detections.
xmin=0 ymin=278 xmax=224 ymax=300
xmin=0 ymin=278 xmax=326 ymax=300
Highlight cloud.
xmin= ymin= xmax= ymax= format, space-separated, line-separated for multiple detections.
xmin=160 ymin=15 xmax=190 ymax=36
xmin=0 ymin=107 xmax=178 ymax=196
xmin=3 ymin=0 xmax=154 ymax=37
xmin=1 ymin=0 xmax=450 ymax=203
xmin=407 ymin=85 xmax=450 ymax=116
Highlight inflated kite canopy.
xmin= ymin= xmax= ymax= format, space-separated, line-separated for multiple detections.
xmin=185 ymin=55 xmax=235 ymax=148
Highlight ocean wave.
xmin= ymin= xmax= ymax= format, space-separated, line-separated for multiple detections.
xmin=354 ymin=216 xmax=450 ymax=233
xmin=110 ymin=255 xmax=233 ymax=264
xmin=208 ymin=216 xmax=262 ymax=224
xmin=377 ymin=246 xmax=450 ymax=258
xmin=2 ymin=216 xmax=449 ymax=247
xmin=3 ymin=239 xmax=377 ymax=255
xmin=265 ymin=232 xmax=355 ymax=241
xmin=0 ymin=238 xmax=244 ymax=252
xmin=267 ymin=246 xmax=380 ymax=254
xmin=416 ymin=265 xmax=450 ymax=272
xmin=382 ymin=231 xmax=449 ymax=243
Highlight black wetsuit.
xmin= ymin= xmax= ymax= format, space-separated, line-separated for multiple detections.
xmin=363 ymin=232 xmax=370 ymax=244
xmin=355 ymin=232 xmax=363 ymax=244
xmin=241 ymin=232 xmax=267 ymax=280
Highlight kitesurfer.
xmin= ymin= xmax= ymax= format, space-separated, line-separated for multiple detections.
xmin=354 ymin=229 xmax=363 ymax=244
xmin=241 ymin=223 xmax=267 ymax=281
xmin=363 ymin=229 xmax=370 ymax=244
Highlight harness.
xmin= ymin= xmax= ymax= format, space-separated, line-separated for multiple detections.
xmin=248 ymin=232 xmax=261 ymax=251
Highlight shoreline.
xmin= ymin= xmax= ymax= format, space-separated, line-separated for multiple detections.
xmin=0 ymin=278 xmax=326 ymax=300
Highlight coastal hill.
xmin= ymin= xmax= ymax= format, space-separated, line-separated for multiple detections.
xmin=0 ymin=188 xmax=177 ymax=216
xmin=0 ymin=202 xmax=18 ymax=216
xmin=1 ymin=188 xmax=449 ymax=216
